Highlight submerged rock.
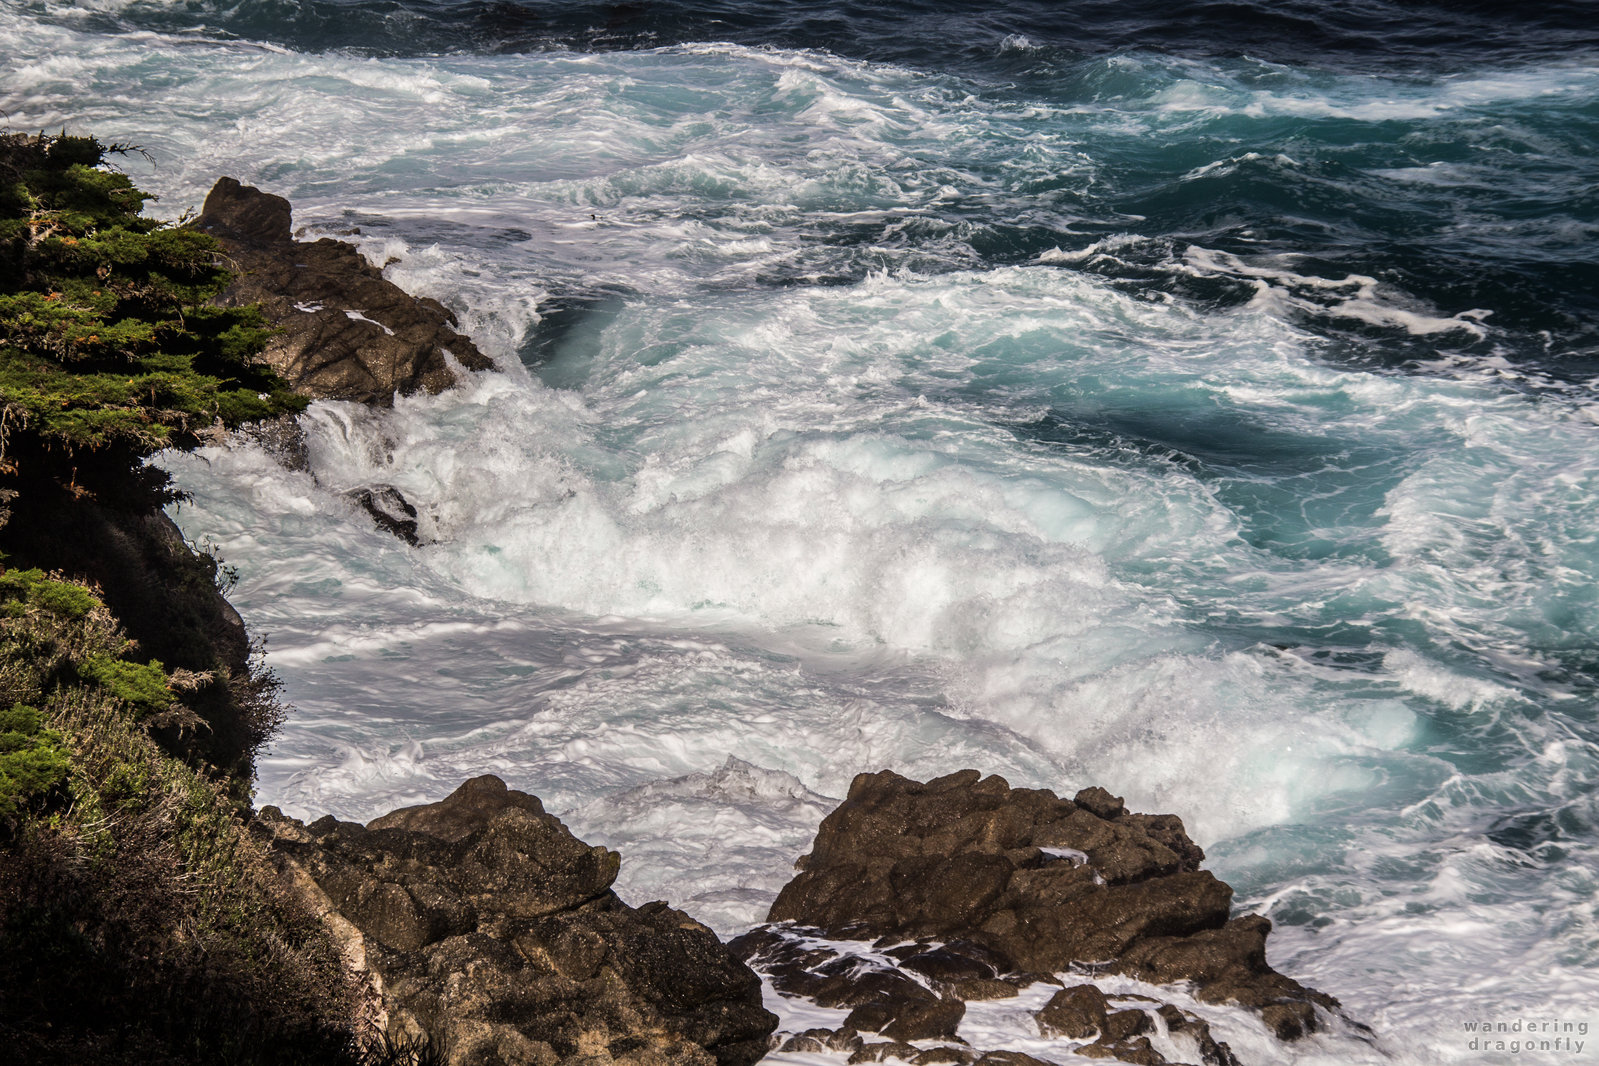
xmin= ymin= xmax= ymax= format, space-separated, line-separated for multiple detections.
xmin=744 ymin=769 xmax=1339 ymax=1058
xmin=255 ymin=775 xmax=777 ymax=1066
xmin=196 ymin=177 xmax=495 ymax=405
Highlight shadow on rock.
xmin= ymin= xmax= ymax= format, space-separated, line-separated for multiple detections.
xmin=255 ymin=775 xmax=777 ymax=1066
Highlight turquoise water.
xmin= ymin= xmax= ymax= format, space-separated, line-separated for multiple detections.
xmin=5 ymin=2 xmax=1598 ymax=1060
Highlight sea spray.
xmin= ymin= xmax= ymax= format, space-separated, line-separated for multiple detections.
xmin=9 ymin=1 xmax=1599 ymax=1060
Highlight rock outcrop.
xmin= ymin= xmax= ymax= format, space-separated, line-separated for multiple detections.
xmin=195 ymin=177 xmax=495 ymax=405
xmin=254 ymin=775 xmax=777 ymax=1066
xmin=733 ymin=769 xmax=1339 ymax=1065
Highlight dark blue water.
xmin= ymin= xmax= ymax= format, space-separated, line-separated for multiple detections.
xmin=43 ymin=0 xmax=1599 ymax=378
xmin=55 ymin=0 xmax=1599 ymax=70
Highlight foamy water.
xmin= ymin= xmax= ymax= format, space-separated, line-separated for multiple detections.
xmin=7 ymin=1 xmax=1599 ymax=1060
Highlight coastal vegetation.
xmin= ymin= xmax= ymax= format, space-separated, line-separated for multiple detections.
xmin=0 ymin=131 xmax=357 ymax=1064
xmin=0 ymin=130 xmax=304 ymax=506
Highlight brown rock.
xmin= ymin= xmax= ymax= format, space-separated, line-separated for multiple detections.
xmin=1036 ymin=984 xmax=1109 ymax=1039
xmin=195 ymin=177 xmax=495 ymax=405
xmin=1114 ymin=914 xmax=1336 ymax=1033
xmin=974 ymin=1054 xmax=1056 ymax=1066
xmin=369 ymin=774 xmax=542 ymax=841
xmin=764 ymin=770 xmax=1337 ymax=1038
xmin=1073 ymin=786 xmax=1127 ymax=819
xmin=952 ymin=978 xmax=1019 ymax=1001
xmin=256 ymin=775 xmax=776 ymax=1066
xmin=1156 ymin=1005 xmax=1240 ymax=1066
xmin=844 ymin=993 xmax=966 ymax=1043
xmin=779 ymin=1032 xmax=830 ymax=1053
xmin=1077 ymin=1034 xmax=1166 ymax=1065
xmin=849 ymin=1041 xmax=922 ymax=1064
xmin=1102 ymin=1008 xmax=1153 ymax=1042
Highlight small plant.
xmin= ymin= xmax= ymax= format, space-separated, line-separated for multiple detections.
xmin=0 ymin=566 xmax=99 ymax=618
xmin=359 ymin=1030 xmax=445 ymax=1066
xmin=81 ymin=654 xmax=172 ymax=718
xmin=0 ymin=701 xmax=69 ymax=817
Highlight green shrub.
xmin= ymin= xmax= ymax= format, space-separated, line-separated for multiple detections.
xmin=0 ymin=575 xmax=364 ymax=1063
xmin=0 ymin=566 xmax=100 ymax=618
xmin=0 ymin=131 xmax=305 ymax=507
xmin=0 ymin=702 xmax=69 ymax=817
xmin=0 ymin=132 xmax=365 ymax=1061
xmin=81 ymin=654 xmax=171 ymax=718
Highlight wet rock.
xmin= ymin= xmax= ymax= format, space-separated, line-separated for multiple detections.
xmin=256 ymin=775 xmax=776 ymax=1066
xmin=348 ymin=485 xmax=421 ymax=545
xmin=1075 ymin=1035 xmax=1163 ymax=1064
xmin=849 ymin=1040 xmax=922 ymax=1064
xmin=973 ymin=1054 xmax=1055 ymax=1066
xmin=764 ymin=769 xmax=1337 ymax=1037
xmin=196 ymin=177 xmax=495 ymax=405
xmin=1036 ymin=984 xmax=1109 ymax=1040
xmin=236 ymin=412 xmax=312 ymax=472
xmin=776 ymin=1026 xmax=867 ymax=1055
xmin=1037 ymin=991 xmax=1240 ymax=1066
xmin=897 ymin=942 xmax=1006 ymax=984
xmin=1156 ymin=1005 xmax=1240 ymax=1066
xmin=1113 ymin=913 xmax=1325 ymax=1038
xmin=843 ymin=989 xmax=965 ymax=1043
xmin=777 ymin=1029 xmax=832 ymax=1054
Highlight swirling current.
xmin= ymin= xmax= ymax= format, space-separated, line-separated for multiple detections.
xmin=4 ymin=1 xmax=1597 ymax=1061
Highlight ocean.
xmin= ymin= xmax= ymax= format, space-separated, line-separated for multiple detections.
xmin=3 ymin=1 xmax=1597 ymax=1061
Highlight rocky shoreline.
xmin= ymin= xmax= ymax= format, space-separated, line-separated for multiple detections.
xmin=261 ymin=767 xmax=1347 ymax=1066
xmin=204 ymin=177 xmax=1350 ymax=1066
xmin=1 ymin=167 xmax=1352 ymax=1065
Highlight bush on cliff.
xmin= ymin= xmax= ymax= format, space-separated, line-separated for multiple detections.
xmin=0 ymin=133 xmax=368 ymax=1064
xmin=0 ymin=132 xmax=302 ymax=783
xmin=0 ymin=560 xmax=368 ymax=1064
xmin=0 ymin=131 xmax=305 ymax=508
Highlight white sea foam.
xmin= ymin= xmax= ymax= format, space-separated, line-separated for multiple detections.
xmin=158 ymin=240 xmax=1599 ymax=1059
xmin=755 ymin=933 xmax=1393 ymax=1065
xmin=9 ymin=12 xmax=1599 ymax=1061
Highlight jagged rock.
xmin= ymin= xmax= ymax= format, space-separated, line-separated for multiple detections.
xmin=348 ymin=485 xmax=422 ymax=545
xmin=848 ymin=1040 xmax=922 ymax=1064
xmin=255 ymin=775 xmax=776 ymax=1066
xmin=773 ymin=1026 xmax=865 ymax=1055
xmin=910 ymin=1047 xmax=977 ymax=1065
xmin=776 ymin=1030 xmax=828 ymax=1054
xmin=1156 ymin=1005 xmax=1240 ymax=1066
xmin=195 ymin=177 xmax=495 ymax=405
xmin=762 ymin=769 xmax=1337 ymax=1038
xmin=1034 ymin=986 xmax=1240 ymax=1066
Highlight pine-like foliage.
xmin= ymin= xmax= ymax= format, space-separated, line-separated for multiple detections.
xmin=0 ymin=132 xmax=304 ymax=506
